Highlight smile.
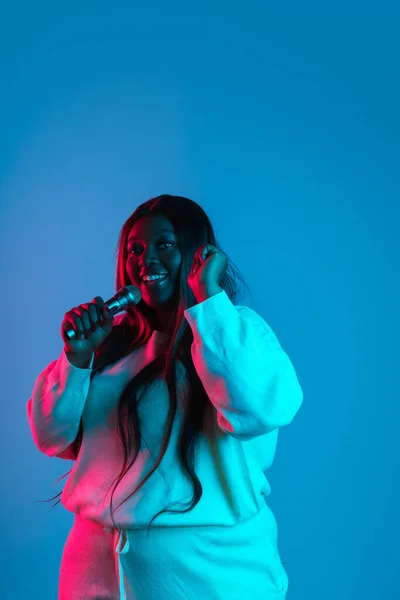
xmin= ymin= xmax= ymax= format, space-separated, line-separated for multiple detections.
xmin=141 ymin=275 xmax=169 ymax=287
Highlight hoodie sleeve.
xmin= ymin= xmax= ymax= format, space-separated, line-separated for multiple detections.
xmin=184 ymin=290 xmax=303 ymax=440
xmin=26 ymin=350 xmax=94 ymax=458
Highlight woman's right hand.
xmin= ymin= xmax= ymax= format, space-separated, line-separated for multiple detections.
xmin=61 ymin=296 xmax=114 ymax=355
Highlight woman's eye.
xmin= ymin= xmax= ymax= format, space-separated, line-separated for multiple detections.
xmin=128 ymin=242 xmax=173 ymax=255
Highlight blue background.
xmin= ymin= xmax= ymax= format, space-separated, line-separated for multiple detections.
xmin=1 ymin=1 xmax=399 ymax=598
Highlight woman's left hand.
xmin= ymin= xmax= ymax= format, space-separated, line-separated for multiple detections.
xmin=188 ymin=243 xmax=228 ymax=293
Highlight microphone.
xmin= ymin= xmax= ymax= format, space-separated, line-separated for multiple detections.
xmin=65 ymin=285 xmax=142 ymax=340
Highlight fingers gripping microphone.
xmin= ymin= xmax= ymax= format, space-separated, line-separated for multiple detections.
xmin=65 ymin=285 xmax=142 ymax=340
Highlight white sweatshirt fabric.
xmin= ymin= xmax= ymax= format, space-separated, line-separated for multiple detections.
xmin=27 ymin=289 xmax=303 ymax=599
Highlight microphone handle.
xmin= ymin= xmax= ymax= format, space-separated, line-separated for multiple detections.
xmin=65 ymin=301 xmax=119 ymax=340
xmin=65 ymin=285 xmax=141 ymax=340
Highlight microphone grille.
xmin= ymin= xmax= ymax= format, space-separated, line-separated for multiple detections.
xmin=123 ymin=284 xmax=142 ymax=306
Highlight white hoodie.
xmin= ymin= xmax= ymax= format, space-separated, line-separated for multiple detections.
xmin=27 ymin=289 xmax=303 ymax=596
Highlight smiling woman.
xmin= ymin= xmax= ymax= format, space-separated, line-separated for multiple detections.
xmin=29 ymin=194 xmax=302 ymax=600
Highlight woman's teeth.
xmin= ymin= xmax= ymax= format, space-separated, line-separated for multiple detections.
xmin=142 ymin=275 xmax=169 ymax=285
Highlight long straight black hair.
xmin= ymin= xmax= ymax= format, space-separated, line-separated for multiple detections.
xmin=37 ymin=194 xmax=251 ymax=539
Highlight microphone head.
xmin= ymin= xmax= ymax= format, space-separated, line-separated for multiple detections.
xmin=103 ymin=285 xmax=142 ymax=316
xmin=120 ymin=285 xmax=142 ymax=307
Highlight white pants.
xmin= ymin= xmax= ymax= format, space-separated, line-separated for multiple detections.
xmin=59 ymin=503 xmax=288 ymax=599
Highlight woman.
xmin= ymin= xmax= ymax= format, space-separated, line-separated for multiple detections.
xmin=27 ymin=194 xmax=303 ymax=599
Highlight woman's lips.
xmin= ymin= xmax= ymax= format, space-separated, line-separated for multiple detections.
xmin=141 ymin=275 xmax=169 ymax=287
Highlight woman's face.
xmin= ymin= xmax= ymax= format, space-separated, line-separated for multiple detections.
xmin=125 ymin=214 xmax=182 ymax=311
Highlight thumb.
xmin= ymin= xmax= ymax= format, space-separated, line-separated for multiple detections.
xmin=103 ymin=305 xmax=113 ymax=319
